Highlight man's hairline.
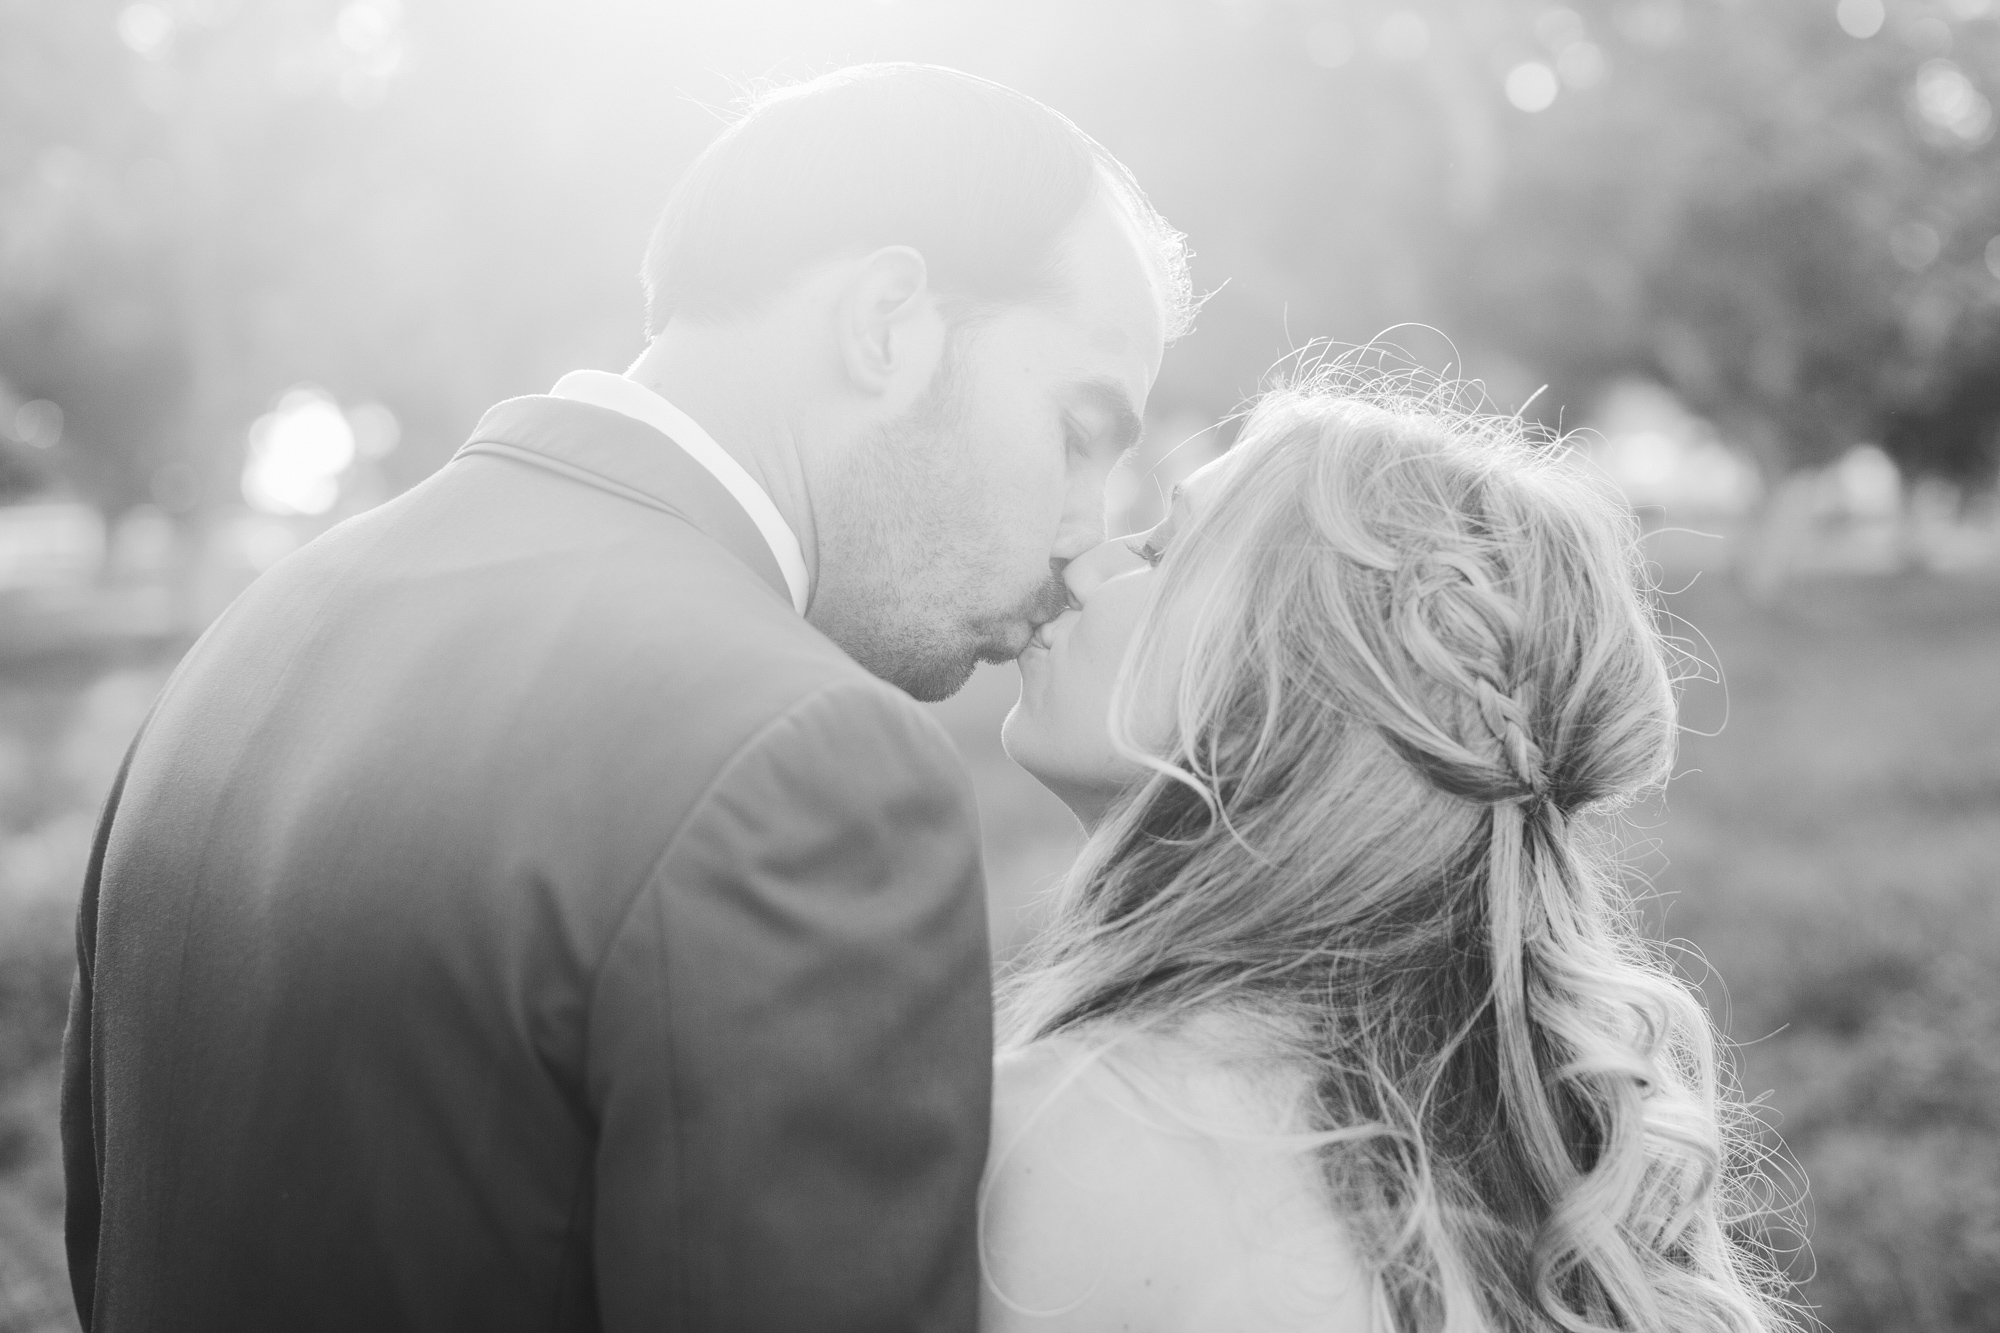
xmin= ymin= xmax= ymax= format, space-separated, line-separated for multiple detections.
xmin=648 ymin=164 xmax=1183 ymax=344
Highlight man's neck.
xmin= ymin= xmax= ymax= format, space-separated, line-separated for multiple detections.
xmin=625 ymin=329 xmax=818 ymax=584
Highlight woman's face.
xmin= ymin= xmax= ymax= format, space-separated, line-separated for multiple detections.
xmin=1003 ymin=449 xmax=1242 ymax=826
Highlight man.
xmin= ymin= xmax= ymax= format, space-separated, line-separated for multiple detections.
xmin=61 ymin=64 xmax=1188 ymax=1331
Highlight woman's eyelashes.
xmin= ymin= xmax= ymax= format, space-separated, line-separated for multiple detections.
xmin=1125 ymin=529 xmax=1167 ymax=567
xmin=1127 ymin=490 xmax=1189 ymax=567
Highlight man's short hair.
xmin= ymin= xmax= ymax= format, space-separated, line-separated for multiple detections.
xmin=642 ymin=64 xmax=1193 ymax=339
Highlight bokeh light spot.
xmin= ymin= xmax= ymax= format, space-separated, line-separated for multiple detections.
xmin=1373 ymin=11 xmax=1430 ymax=62
xmin=1616 ymin=0 xmax=1684 ymax=46
xmin=1890 ymin=221 xmax=1941 ymax=270
xmin=1506 ymin=62 xmax=1560 ymax=112
xmin=1535 ymin=7 xmax=1587 ymax=52
xmin=180 ymin=0 xmax=241 ymax=25
xmin=348 ymin=402 xmax=401 ymax=460
xmin=13 ymin=401 xmax=63 ymax=450
xmin=35 ymin=145 xmax=86 ymax=191
xmin=117 ymin=4 xmax=174 ymax=58
xmin=1904 ymin=15 xmax=1953 ymax=55
xmin=1307 ymin=19 xmax=1356 ymax=69
xmin=1837 ymin=0 xmax=1886 ymax=39
xmin=1558 ymin=42 xmax=1608 ymax=89
xmin=241 ymin=387 xmax=357 ymax=517
xmin=337 ymin=1 xmax=393 ymax=53
xmin=1913 ymin=59 xmax=1994 ymax=143
xmin=1833 ymin=444 xmax=1902 ymax=517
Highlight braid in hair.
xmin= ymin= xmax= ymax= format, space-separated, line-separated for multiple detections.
xmin=1385 ymin=548 xmax=1548 ymax=808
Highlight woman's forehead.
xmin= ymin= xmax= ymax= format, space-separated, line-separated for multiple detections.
xmin=1179 ymin=448 xmax=1243 ymax=508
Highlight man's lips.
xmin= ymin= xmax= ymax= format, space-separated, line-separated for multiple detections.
xmin=1024 ymin=607 xmax=1077 ymax=654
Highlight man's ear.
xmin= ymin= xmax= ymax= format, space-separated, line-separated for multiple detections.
xmin=837 ymin=245 xmax=947 ymax=402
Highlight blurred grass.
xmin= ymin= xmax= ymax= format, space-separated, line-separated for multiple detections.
xmin=1639 ymin=573 xmax=2000 ymax=1333
xmin=1 ymin=572 xmax=1995 ymax=1331
xmin=0 ymin=636 xmax=177 ymax=1333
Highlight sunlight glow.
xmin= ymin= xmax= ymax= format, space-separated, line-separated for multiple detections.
xmin=333 ymin=0 xmax=406 ymax=107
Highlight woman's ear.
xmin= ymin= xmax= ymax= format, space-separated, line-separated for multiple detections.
xmin=836 ymin=245 xmax=947 ymax=403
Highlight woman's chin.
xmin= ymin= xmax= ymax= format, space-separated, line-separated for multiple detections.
xmin=1030 ymin=770 xmax=1118 ymax=831
xmin=1003 ymin=737 xmax=1126 ymax=832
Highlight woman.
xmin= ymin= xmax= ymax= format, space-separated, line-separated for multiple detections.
xmin=982 ymin=376 xmax=1792 ymax=1332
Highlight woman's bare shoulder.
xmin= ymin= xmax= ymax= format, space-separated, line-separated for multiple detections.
xmin=981 ymin=1022 xmax=1376 ymax=1333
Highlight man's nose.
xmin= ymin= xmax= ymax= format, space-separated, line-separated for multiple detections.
xmin=1049 ymin=510 xmax=1106 ymax=567
xmin=1061 ymin=535 xmax=1146 ymax=604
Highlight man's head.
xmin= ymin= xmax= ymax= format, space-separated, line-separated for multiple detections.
xmin=643 ymin=64 xmax=1192 ymax=701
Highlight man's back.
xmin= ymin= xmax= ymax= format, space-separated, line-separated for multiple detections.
xmin=61 ymin=398 xmax=993 ymax=1331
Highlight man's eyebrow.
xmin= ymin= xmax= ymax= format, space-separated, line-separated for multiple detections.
xmin=1073 ymin=378 xmax=1145 ymax=456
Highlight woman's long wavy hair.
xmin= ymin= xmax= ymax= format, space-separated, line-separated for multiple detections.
xmin=1000 ymin=373 xmax=1795 ymax=1333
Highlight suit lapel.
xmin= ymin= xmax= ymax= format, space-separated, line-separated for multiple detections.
xmin=454 ymin=396 xmax=792 ymax=605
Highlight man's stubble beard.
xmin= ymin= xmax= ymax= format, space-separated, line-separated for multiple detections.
xmin=808 ymin=348 xmax=1068 ymax=703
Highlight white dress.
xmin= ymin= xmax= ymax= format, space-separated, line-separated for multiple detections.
xmin=979 ymin=1014 xmax=1379 ymax=1332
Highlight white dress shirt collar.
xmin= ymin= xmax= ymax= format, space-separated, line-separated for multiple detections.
xmin=549 ymin=370 xmax=809 ymax=615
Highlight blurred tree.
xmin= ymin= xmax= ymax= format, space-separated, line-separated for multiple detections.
xmin=1452 ymin=0 xmax=2000 ymax=491
xmin=0 ymin=0 xmax=195 ymax=513
xmin=1880 ymin=282 xmax=2000 ymax=490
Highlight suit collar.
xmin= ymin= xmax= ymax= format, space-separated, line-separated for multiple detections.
xmin=454 ymin=395 xmax=792 ymax=607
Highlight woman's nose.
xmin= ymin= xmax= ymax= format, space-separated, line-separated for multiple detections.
xmin=1062 ymin=533 xmax=1147 ymax=604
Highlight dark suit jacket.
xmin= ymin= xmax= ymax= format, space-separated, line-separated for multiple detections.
xmin=60 ymin=395 xmax=993 ymax=1331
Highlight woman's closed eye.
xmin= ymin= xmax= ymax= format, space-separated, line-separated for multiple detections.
xmin=1125 ymin=533 xmax=1166 ymax=567
xmin=1124 ymin=487 xmax=1186 ymax=569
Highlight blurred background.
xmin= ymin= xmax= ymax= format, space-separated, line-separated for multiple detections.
xmin=3 ymin=0 xmax=1998 ymax=1328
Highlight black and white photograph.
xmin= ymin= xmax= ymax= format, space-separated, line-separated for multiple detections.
xmin=2 ymin=1 xmax=1998 ymax=1330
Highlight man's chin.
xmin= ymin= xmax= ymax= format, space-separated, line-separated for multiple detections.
xmin=892 ymin=653 xmax=980 ymax=704
xmin=975 ymin=643 xmax=1026 ymax=670
xmin=831 ymin=620 xmax=1012 ymax=702
xmin=976 ymin=624 xmax=1039 ymax=666
xmin=893 ymin=632 xmax=1022 ymax=703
